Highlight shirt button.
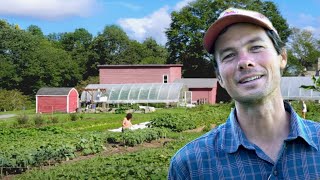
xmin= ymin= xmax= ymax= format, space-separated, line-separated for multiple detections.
xmin=273 ymin=170 xmax=278 ymax=176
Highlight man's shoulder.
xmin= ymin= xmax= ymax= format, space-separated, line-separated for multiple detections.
xmin=172 ymin=123 xmax=227 ymax=159
xmin=302 ymin=119 xmax=320 ymax=132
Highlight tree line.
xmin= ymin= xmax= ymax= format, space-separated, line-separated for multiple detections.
xmin=1 ymin=0 xmax=320 ymax=110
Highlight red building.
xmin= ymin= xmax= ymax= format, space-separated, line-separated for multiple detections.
xmin=97 ymin=64 xmax=230 ymax=104
xmin=36 ymin=87 xmax=79 ymax=113
xmin=174 ymin=78 xmax=217 ymax=104
xmin=98 ymin=64 xmax=182 ymax=84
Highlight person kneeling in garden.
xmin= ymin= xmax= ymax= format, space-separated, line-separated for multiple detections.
xmin=122 ymin=113 xmax=133 ymax=132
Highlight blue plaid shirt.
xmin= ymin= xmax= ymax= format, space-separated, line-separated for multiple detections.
xmin=168 ymin=103 xmax=320 ymax=179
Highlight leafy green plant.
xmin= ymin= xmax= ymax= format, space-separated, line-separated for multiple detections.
xmin=34 ymin=114 xmax=45 ymax=126
xmin=69 ymin=113 xmax=78 ymax=121
xmin=51 ymin=116 xmax=59 ymax=123
xmin=115 ymin=107 xmax=128 ymax=114
xmin=16 ymin=114 xmax=29 ymax=125
xmin=149 ymin=113 xmax=196 ymax=132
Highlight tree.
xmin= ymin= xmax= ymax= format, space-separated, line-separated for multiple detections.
xmin=0 ymin=89 xmax=31 ymax=111
xmin=88 ymin=25 xmax=130 ymax=77
xmin=26 ymin=25 xmax=44 ymax=37
xmin=140 ymin=38 xmax=168 ymax=64
xmin=0 ymin=20 xmax=82 ymax=95
xmin=60 ymin=28 xmax=93 ymax=51
xmin=58 ymin=28 xmax=93 ymax=79
xmin=286 ymin=27 xmax=320 ymax=76
xmin=165 ymin=0 xmax=291 ymax=78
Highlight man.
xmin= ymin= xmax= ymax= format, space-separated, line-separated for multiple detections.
xmin=168 ymin=8 xmax=320 ymax=179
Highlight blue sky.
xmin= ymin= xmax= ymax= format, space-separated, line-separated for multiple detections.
xmin=1 ymin=0 xmax=320 ymax=45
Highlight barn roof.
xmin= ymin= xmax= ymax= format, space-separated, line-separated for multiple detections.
xmin=36 ymin=87 xmax=74 ymax=96
xmin=174 ymin=78 xmax=218 ymax=88
xmin=98 ymin=64 xmax=183 ymax=68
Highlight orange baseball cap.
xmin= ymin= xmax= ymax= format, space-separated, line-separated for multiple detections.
xmin=203 ymin=8 xmax=278 ymax=53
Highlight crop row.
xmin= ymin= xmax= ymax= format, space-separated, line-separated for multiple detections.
xmin=0 ymin=127 xmax=167 ymax=176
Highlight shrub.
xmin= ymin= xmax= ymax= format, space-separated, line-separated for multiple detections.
xmin=51 ymin=116 xmax=59 ymax=123
xmin=69 ymin=113 xmax=78 ymax=121
xmin=34 ymin=114 xmax=45 ymax=126
xmin=16 ymin=114 xmax=29 ymax=125
xmin=0 ymin=89 xmax=32 ymax=111
xmin=149 ymin=113 xmax=196 ymax=132
xmin=115 ymin=107 xmax=128 ymax=114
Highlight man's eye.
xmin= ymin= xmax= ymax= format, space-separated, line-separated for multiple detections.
xmin=251 ymin=46 xmax=263 ymax=52
xmin=222 ymin=53 xmax=235 ymax=61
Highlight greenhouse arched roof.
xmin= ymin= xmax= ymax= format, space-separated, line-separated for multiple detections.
xmin=281 ymin=77 xmax=320 ymax=100
xmin=81 ymin=83 xmax=187 ymax=104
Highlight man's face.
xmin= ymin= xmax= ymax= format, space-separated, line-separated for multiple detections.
xmin=214 ymin=23 xmax=287 ymax=103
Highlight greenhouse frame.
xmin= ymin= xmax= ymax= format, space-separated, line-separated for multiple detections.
xmin=80 ymin=83 xmax=191 ymax=104
xmin=281 ymin=77 xmax=320 ymax=100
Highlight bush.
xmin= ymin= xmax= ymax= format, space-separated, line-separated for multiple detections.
xmin=51 ymin=116 xmax=59 ymax=123
xmin=0 ymin=89 xmax=32 ymax=111
xmin=69 ymin=113 xmax=78 ymax=121
xmin=16 ymin=114 xmax=29 ymax=125
xmin=115 ymin=107 xmax=128 ymax=114
xmin=34 ymin=114 xmax=45 ymax=126
xmin=149 ymin=113 xmax=196 ymax=132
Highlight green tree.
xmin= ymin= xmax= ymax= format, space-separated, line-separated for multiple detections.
xmin=0 ymin=20 xmax=81 ymax=95
xmin=0 ymin=20 xmax=38 ymax=92
xmin=286 ymin=27 xmax=320 ymax=76
xmin=165 ymin=0 xmax=291 ymax=77
xmin=140 ymin=38 xmax=168 ymax=64
xmin=59 ymin=28 xmax=93 ymax=79
xmin=22 ymin=39 xmax=82 ymax=95
xmin=0 ymin=89 xmax=31 ymax=111
xmin=88 ymin=25 xmax=130 ymax=76
xmin=26 ymin=25 xmax=44 ymax=37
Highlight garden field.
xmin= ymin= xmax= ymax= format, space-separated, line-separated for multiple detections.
xmin=0 ymin=101 xmax=319 ymax=179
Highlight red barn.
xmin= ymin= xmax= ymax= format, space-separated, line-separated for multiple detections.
xmin=98 ymin=64 xmax=182 ymax=84
xmin=96 ymin=64 xmax=231 ymax=104
xmin=36 ymin=87 xmax=79 ymax=113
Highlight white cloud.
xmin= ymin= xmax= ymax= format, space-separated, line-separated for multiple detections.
xmin=104 ymin=2 xmax=141 ymax=11
xmin=0 ymin=0 xmax=98 ymax=20
xmin=289 ymin=13 xmax=320 ymax=38
xmin=303 ymin=26 xmax=320 ymax=38
xmin=118 ymin=0 xmax=196 ymax=45
xmin=174 ymin=0 xmax=195 ymax=11
xmin=118 ymin=6 xmax=171 ymax=45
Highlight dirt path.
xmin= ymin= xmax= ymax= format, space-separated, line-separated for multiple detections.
xmin=1 ymin=138 xmax=173 ymax=180
xmin=0 ymin=114 xmax=16 ymax=119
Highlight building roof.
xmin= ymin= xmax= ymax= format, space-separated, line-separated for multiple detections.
xmin=36 ymin=87 xmax=75 ymax=96
xmin=174 ymin=78 xmax=218 ymax=88
xmin=98 ymin=64 xmax=183 ymax=68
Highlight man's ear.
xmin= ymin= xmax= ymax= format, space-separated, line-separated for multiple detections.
xmin=280 ymin=48 xmax=287 ymax=70
xmin=217 ymin=75 xmax=225 ymax=89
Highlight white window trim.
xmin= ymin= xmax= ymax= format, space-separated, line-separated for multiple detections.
xmin=163 ymin=74 xmax=169 ymax=83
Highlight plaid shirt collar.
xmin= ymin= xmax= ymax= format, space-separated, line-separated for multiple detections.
xmin=223 ymin=102 xmax=318 ymax=153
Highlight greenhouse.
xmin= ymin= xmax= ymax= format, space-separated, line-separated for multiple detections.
xmin=281 ymin=77 xmax=320 ymax=100
xmin=80 ymin=83 xmax=190 ymax=104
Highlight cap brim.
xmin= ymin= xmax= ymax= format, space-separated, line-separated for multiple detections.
xmin=203 ymin=15 xmax=273 ymax=53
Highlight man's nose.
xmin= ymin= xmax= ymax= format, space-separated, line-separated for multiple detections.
xmin=237 ymin=52 xmax=255 ymax=70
